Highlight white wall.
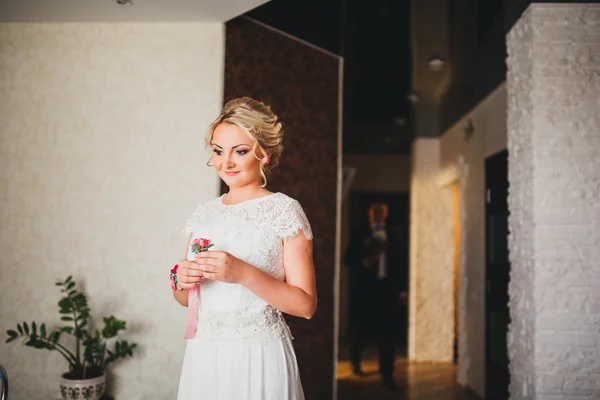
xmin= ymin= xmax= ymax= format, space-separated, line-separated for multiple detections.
xmin=440 ymin=84 xmax=507 ymax=394
xmin=0 ymin=23 xmax=223 ymax=400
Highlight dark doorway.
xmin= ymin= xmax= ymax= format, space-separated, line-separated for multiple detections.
xmin=484 ymin=149 xmax=510 ymax=400
xmin=348 ymin=191 xmax=410 ymax=353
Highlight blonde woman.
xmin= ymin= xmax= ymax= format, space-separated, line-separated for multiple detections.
xmin=171 ymin=97 xmax=316 ymax=399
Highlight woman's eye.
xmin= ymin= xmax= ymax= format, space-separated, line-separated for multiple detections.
xmin=213 ymin=149 xmax=223 ymax=156
xmin=236 ymin=150 xmax=249 ymax=155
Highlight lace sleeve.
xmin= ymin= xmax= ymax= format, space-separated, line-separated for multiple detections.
xmin=183 ymin=203 xmax=204 ymax=235
xmin=276 ymin=199 xmax=313 ymax=241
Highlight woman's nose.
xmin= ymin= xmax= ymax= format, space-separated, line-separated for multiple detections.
xmin=223 ymin=154 xmax=235 ymax=167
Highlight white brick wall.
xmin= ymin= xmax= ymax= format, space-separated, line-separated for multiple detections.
xmin=507 ymin=4 xmax=600 ymax=399
xmin=408 ymin=138 xmax=455 ymax=362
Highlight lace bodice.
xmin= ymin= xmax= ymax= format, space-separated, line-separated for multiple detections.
xmin=183 ymin=192 xmax=312 ymax=343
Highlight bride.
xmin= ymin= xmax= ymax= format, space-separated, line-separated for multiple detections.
xmin=171 ymin=97 xmax=316 ymax=399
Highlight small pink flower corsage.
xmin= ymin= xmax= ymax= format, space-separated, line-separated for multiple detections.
xmin=190 ymin=238 xmax=214 ymax=254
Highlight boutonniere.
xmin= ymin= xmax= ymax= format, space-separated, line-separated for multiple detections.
xmin=191 ymin=238 xmax=214 ymax=254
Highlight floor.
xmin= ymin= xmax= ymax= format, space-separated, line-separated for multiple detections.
xmin=337 ymin=344 xmax=482 ymax=400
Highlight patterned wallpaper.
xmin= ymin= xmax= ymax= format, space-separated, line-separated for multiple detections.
xmin=223 ymin=17 xmax=341 ymax=399
xmin=0 ymin=23 xmax=224 ymax=399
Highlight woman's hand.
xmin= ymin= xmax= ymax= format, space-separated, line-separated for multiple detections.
xmin=194 ymin=251 xmax=247 ymax=284
xmin=176 ymin=259 xmax=205 ymax=290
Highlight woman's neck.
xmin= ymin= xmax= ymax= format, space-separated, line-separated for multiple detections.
xmin=224 ymin=185 xmax=272 ymax=204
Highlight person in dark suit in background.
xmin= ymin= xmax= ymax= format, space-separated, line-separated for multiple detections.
xmin=344 ymin=202 xmax=407 ymax=390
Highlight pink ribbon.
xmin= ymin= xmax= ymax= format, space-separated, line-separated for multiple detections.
xmin=184 ymin=285 xmax=199 ymax=339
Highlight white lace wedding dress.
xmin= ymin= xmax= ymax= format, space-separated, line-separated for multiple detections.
xmin=177 ymin=192 xmax=312 ymax=400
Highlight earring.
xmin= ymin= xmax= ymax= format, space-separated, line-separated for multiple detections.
xmin=206 ymin=156 xmax=214 ymax=167
xmin=265 ymin=157 xmax=271 ymax=165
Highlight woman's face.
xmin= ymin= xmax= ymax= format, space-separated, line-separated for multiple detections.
xmin=211 ymin=123 xmax=263 ymax=188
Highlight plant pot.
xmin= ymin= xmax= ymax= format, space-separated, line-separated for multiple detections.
xmin=59 ymin=373 xmax=105 ymax=400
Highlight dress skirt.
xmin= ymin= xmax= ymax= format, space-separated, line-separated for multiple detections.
xmin=177 ymin=330 xmax=305 ymax=400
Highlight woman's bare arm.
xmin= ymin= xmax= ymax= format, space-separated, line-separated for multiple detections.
xmin=238 ymin=231 xmax=317 ymax=319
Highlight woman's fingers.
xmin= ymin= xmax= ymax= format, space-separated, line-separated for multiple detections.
xmin=194 ymin=260 xmax=220 ymax=272
xmin=195 ymin=251 xmax=222 ymax=260
xmin=181 ymin=277 xmax=203 ymax=285
xmin=177 ymin=264 xmax=205 ymax=284
xmin=183 ymin=266 xmax=204 ymax=277
xmin=177 ymin=282 xmax=196 ymax=289
xmin=200 ymin=271 xmax=219 ymax=280
xmin=179 ymin=275 xmax=202 ymax=284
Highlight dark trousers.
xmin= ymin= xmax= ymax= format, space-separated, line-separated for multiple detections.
xmin=348 ymin=277 xmax=396 ymax=379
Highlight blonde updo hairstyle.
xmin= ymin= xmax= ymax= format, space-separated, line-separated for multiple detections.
xmin=206 ymin=97 xmax=284 ymax=187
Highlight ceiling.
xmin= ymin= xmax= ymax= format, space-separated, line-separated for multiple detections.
xmin=248 ymin=0 xmax=413 ymax=155
xmin=0 ymin=0 xmax=271 ymax=23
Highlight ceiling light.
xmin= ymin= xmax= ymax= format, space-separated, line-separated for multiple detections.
xmin=427 ymin=56 xmax=446 ymax=72
xmin=407 ymin=93 xmax=420 ymax=104
xmin=394 ymin=116 xmax=406 ymax=126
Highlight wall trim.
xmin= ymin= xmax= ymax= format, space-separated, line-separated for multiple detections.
xmin=333 ymin=57 xmax=344 ymax=400
xmin=242 ymin=16 xmax=342 ymax=60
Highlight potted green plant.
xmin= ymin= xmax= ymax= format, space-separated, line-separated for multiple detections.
xmin=5 ymin=276 xmax=137 ymax=400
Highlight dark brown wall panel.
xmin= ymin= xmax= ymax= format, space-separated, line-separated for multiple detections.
xmin=224 ymin=17 xmax=340 ymax=399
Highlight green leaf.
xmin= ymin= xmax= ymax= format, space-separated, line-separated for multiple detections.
xmin=6 ymin=330 xmax=19 ymax=343
xmin=31 ymin=341 xmax=48 ymax=349
xmin=32 ymin=322 xmax=37 ymax=335
xmin=65 ymin=276 xmax=73 ymax=283
xmin=49 ymin=331 xmax=60 ymax=343
xmin=58 ymin=299 xmax=69 ymax=307
xmin=66 ymin=281 xmax=75 ymax=290
xmin=5 ymin=335 xmax=19 ymax=344
xmin=17 ymin=324 xmax=23 ymax=334
xmin=61 ymin=316 xmax=73 ymax=322
xmin=73 ymin=293 xmax=87 ymax=304
xmin=24 ymin=336 xmax=46 ymax=349
xmin=101 ymin=316 xmax=127 ymax=339
xmin=23 ymin=322 xmax=29 ymax=335
xmin=40 ymin=323 xmax=47 ymax=337
xmin=60 ymin=326 xmax=73 ymax=334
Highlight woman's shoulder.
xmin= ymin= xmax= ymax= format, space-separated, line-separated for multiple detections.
xmin=266 ymin=192 xmax=313 ymax=240
xmin=266 ymin=193 xmax=308 ymax=215
xmin=269 ymin=192 xmax=302 ymax=206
